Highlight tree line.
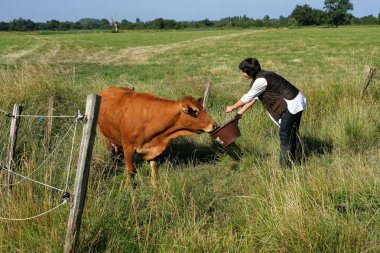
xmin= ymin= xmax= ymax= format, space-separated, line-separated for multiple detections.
xmin=1 ymin=0 xmax=379 ymax=32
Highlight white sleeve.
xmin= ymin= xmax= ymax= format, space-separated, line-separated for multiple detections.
xmin=241 ymin=78 xmax=267 ymax=104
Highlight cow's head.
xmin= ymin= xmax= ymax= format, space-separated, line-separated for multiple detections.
xmin=180 ymin=96 xmax=215 ymax=133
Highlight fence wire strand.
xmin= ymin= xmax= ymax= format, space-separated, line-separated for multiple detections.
xmin=5 ymin=170 xmax=66 ymax=192
xmin=0 ymin=120 xmax=77 ymax=188
xmin=0 ymin=106 xmax=81 ymax=119
xmin=0 ymin=110 xmax=83 ymax=221
xmin=14 ymin=114 xmax=77 ymax=119
xmin=0 ymin=108 xmax=10 ymax=115
xmin=0 ymin=199 xmax=68 ymax=221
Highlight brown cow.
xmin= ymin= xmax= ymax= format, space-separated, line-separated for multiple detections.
xmin=98 ymin=86 xmax=215 ymax=185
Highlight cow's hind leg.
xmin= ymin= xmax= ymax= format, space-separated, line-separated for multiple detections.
xmin=150 ymin=160 xmax=158 ymax=186
xmin=123 ymin=146 xmax=136 ymax=186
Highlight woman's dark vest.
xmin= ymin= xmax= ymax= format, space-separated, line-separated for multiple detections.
xmin=256 ymin=70 xmax=299 ymax=121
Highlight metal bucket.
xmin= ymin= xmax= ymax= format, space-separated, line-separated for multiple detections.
xmin=210 ymin=118 xmax=241 ymax=147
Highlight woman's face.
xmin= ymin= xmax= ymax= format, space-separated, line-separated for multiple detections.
xmin=242 ymin=72 xmax=252 ymax=79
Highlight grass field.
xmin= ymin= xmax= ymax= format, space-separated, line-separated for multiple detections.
xmin=0 ymin=26 xmax=380 ymax=252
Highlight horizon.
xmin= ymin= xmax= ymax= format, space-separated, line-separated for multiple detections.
xmin=1 ymin=0 xmax=378 ymax=23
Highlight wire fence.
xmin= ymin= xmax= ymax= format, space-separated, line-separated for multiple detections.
xmin=0 ymin=105 xmax=83 ymax=221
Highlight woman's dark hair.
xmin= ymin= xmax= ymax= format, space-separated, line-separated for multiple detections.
xmin=239 ymin=58 xmax=261 ymax=78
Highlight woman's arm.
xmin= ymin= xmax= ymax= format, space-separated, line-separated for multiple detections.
xmin=237 ymin=99 xmax=256 ymax=114
xmin=225 ymin=99 xmax=257 ymax=119
xmin=225 ymin=99 xmax=244 ymax=113
xmin=226 ymin=78 xmax=266 ymax=113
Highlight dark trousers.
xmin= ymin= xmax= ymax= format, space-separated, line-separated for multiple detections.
xmin=279 ymin=110 xmax=302 ymax=167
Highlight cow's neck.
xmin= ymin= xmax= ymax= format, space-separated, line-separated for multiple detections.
xmin=165 ymin=129 xmax=197 ymax=140
xmin=142 ymin=100 xmax=199 ymax=144
xmin=160 ymin=119 xmax=198 ymax=142
xmin=150 ymin=120 xmax=197 ymax=143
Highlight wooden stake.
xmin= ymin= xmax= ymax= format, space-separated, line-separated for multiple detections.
xmin=6 ymin=104 xmax=22 ymax=192
xmin=64 ymin=94 xmax=101 ymax=253
xmin=202 ymin=81 xmax=212 ymax=110
xmin=362 ymin=67 xmax=376 ymax=95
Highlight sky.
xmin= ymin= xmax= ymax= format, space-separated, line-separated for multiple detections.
xmin=0 ymin=0 xmax=378 ymax=23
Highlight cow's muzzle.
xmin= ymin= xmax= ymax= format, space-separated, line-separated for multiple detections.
xmin=202 ymin=123 xmax=216 ymax=133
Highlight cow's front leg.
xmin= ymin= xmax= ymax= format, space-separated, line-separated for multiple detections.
xmin=150 ymin=160 xmax=158 ymax=186
xmin=123 ymin=146 xmax=135 ymax=186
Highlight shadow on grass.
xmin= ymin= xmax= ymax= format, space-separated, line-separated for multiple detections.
xmin=301 ymin=135 xmax=334 ymax=158
xmin=158 ymin=139 xmax=243 ymax=167
xmin=97 ymin=138 xmax=244 ymax=179
xmin=96 ymin=134 xmax=332 ymax=180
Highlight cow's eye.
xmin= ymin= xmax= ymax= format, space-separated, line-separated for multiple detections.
xmin=189 ymin=107 xmax=199 ymax=117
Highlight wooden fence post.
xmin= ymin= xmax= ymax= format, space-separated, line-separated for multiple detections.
xmin=64 ymin=94 xmax=101 ymax=253
xmin=44 ymin=96 xmax=54 ymax=146
xmin=202 ymin=81 xmax=212 ymax=110
xmin=6 ymin=104 xmax=22 ymax=192
xmin=362 ymin=67 xmax=376 ymax=96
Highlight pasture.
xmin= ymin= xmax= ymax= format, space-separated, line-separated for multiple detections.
xmin=0 ymin=26 xmax=380 ymax=252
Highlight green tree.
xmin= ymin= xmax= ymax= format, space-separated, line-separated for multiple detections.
xmin=152 ymin=18 xmax=165 ymax=29
xmin=324 ymin=0 xmax=353 ymax=27
xmin=202 ymin=18 xmax=214 ymax=27
xmin=120 ymin=19 xmax=135 ymax=29
xmin=290 ymin=5 xmax=327 ymax=26
xmin=71 ymin=22 xmax=82 ymax=29
xmin=8 ymin=18 xmax=36 ymax=31
xmin=0 ymin=22 xmax=9 ymax=31
xmin=165 ymin=19 xmax=176 ymax=29
xmin=46 ymin=19 xmax=60 ymax=30
xmin=59 ymin=21 xmax=72 ymax=30
xmin=312 ymin=9 xmax=327 ymax=25
xmin=291 ymin=4 xmax=315 ymax=25
xmin=99 ymin=19 xmax=110 ymax=29
xmin=79 ymin=18 xmax=100 ymax=29
xmin=357 ymin=15 xmax=379 ymax=25
xmin=287 ymin=17 xmax=298 ymax=27
xmin=278 ymin=15 xmax=288 ymax=26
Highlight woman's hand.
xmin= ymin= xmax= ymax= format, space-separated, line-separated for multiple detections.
xmin=225 ymin=106 xmax=234 ymax=113
xmin=226 ymin=100 xmax=244 ymax=113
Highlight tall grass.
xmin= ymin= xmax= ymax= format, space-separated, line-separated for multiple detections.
xmin=0 ymin=27 xmax=380 ymax=252
xmin=0 ymin=63 xmax=85 ymax=252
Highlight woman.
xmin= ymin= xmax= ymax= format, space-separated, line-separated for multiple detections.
xmin=226 ymin=58 xmax=307 ymax=167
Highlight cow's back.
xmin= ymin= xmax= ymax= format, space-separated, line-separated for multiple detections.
xmin=98 ymin=86 xmax=178 ymax=147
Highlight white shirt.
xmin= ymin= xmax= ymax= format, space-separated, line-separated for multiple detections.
xmin=241 ymin=78 xmax=267 ymax=103
xmin=240 ymin=77 xmax=307 ymax=127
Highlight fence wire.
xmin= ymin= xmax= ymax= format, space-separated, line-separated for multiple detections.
xmin=0 ymin=107 xmax=83 ymax=221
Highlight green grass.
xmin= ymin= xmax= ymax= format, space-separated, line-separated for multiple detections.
xmin=0 ymin=26 xmax=380 ymax=252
